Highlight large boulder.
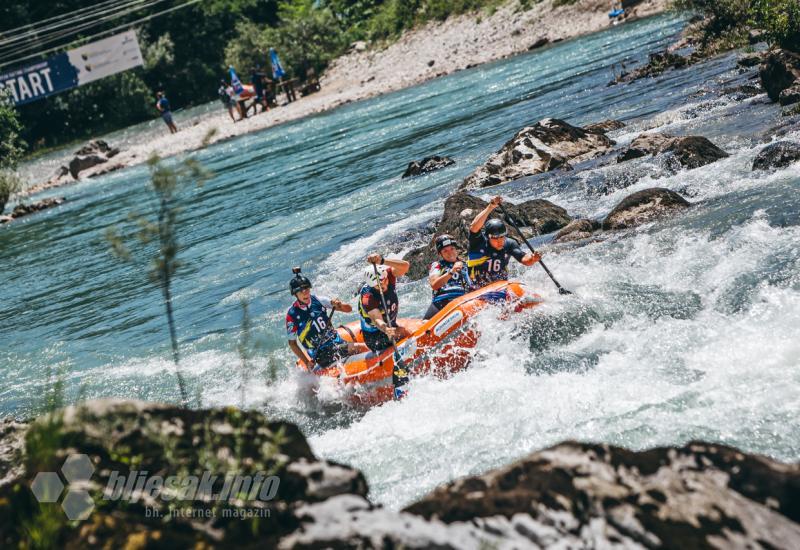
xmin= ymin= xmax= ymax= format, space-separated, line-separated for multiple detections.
xmin=3 ymin=401 xmax=800 ymax=548
xmin=68 ymin=139 xmax=120 ymax=179
xmin=401 ymin=155 xmax=455 ymax=178
xmin=617 ymin=133 xmax=728 ymax=169
xmin=760 ymin=49 xmax=800 ymax=102
xmin=404 ymin=192 xmax=571 ymax=280
xmin=752 ymin=141 xmax=800 ymax=171
xmin=405 ymin=441 xmax=800 ymax=549
xmin=602 ymin=187 xmax=691 ymax=230
xmin=460 ymin=118 xmax=614 ymax=189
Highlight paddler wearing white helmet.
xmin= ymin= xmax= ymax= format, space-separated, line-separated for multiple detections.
xmin=357 ymin=253 xmax=413 ymax=353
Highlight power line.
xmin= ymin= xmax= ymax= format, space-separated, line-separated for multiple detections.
xmin=0 ymin=0 xmax=171 ymax=59
xmin=0 ymin=0 xmax=203 ymax=71
xmin=0 ymin=0 xmax=135 ymax=40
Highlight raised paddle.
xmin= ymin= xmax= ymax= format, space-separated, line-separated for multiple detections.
xmin=371 ymin=263 xmax=410 ymax=398
xmin=497 ymin=203 xmax=573 ymax=295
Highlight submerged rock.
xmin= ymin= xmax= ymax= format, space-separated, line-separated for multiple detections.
xmin=779 ymin=84 xmax=800 ymax=106
xmin=401 ymin=155 xmax=455 ymax=178
xmin=617 ymin=133 xmax=728 ymax=169
xmin=460 ymin=118 xmax=614 ymax=189
xmin=610 ymin=50 xmax=689 ymax=85
xmin=583 ymin=119 xmax=625 ymax=134
xmin=760 ymin=49 xmax=800 ymax=102
xmin=553 ymin=218 xmax=600 ymax=243
xmin=5 ymin=197 xmax=66 ymax=221
xmin=404 ymin=192 xmax=570 ymax=280
xmin=68 ymin=139 xmax=120 ymax=180
xmin=738 ymin=53 xmax=763 ymax=68
xmin=602 ymin=187 xmax=690 ymax=230
xmin=752 ymin=141 xmax=800 ymax=171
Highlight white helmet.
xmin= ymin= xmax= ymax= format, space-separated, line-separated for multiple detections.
xmin=364 ymin=264 xmax=389 ymax=287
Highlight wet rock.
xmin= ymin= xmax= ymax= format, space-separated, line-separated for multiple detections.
xmin=68 ymin=139 xmax=120 ymax=179
xmin=752 ymin=141 xmax=800 ymax=171
xmin=405 ymin=441 xmax=800 ymax=549
xmin=721 ymin=84 xmax=763 ymax=101
xmin=9 ymin=197 xmax=65 ymax=219
xmin=553 ymin=218 xmax=600 ymax=243
xmin=0 ymin=215 xmax=12 ymax=224
xmin=401 ymin=155 xmax=455 ymax=178
xmin=779 ymin=84 xmax=800 ymax=106
xmin=528 ymin=37 xmax=549 ymax=50
xmin=760 ymin=49 xmax=800 ymax=102
xmin=0 ymin=418 xmax=26 ymax=487
xmin=404 ymin=192 xmax=570 ymax=280
xmin=87 ymin=163 xmax=127 ymax=178
xmin=583 ymin=119 xmax=625 ymax=134
xmin=617 ymin=133 xmax=728 ymax=169
xmin=610 ymin=50 xmax=689 ymax=85
xmin=616 ymin=132 xmax=675 ymax=162
xmin=602 ymin=188 xmax=690 ymax=230
xmin=460 ymin=118 xmax=614 ymax=189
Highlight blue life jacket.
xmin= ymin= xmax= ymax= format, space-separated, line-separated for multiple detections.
xmin=358 ymin=283 xmax=398 ymax=333
xmin=286 ymin=296 xmax=337 ymax=357
xmin=430 ymin=260 xmax=471 ymax=304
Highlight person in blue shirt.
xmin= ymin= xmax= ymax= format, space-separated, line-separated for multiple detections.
xmin=286 ymin=268 xmax=365 ymax=370
xmin=155 ymin=91 xmax=178 ymax=134
xmin=423 ymin=234 xmax=471 ymax=319
xmin=467 ymin=196 xmax=541 ymax=290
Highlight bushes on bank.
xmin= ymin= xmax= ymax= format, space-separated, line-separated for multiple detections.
xmin=751 ymin=0 xmax=800 ymax=52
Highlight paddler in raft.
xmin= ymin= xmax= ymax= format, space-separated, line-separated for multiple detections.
xmin=424 ymin=234 xmax=472 ymax=320
xmin=358 ymin=253 xmax=415 ymax=353
xmin=468 ymin=196 xmax=542 ymax=296
xmin=286 ymin=268 xmax=367 ymax=371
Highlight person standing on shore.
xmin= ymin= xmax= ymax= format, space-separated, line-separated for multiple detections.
xmin=155 ymin=91 xmax=178 ymax=134
xmin=217 ymin=80 xmax=237 ymax=123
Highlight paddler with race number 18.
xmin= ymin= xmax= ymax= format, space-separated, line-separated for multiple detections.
xmin=468 ymin=196 xmax=541 ymax=293
xmin=286 ymin=268 xmax=367 ymax=371
xmin=358 ymin=253 xmax=415 ymax=353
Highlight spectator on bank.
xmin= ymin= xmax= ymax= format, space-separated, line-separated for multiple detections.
xmin=155 ymin=91 xmax=178 ymax=134
xmin=250 ymin=65 xmax=269 ymax=114
xmin=217 ymin=80 xmax=237 ymax=123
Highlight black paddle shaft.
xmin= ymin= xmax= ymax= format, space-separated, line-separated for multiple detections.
xmin=371 ymin=263 xmax=409 ymax=393
xmin=497 ymin=203 xmax=573 ymax=295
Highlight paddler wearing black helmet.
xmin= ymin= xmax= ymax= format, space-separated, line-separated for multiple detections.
xmin=423 ymin=234 xmax=472 ymax=319
xmin=285 ymin=267 xmax=366 ymax=371
xmin=467 ymin=195 xmax=541 ymax=288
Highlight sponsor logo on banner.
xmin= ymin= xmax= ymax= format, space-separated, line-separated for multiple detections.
xmin=0 ymin=31 xmax=143 ymax=106
xmin=434 ymin=310 xmax=463 ymax=338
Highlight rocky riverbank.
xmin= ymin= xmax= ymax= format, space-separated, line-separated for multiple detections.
xmin=2 ymin=400 xmax=799 ymax=548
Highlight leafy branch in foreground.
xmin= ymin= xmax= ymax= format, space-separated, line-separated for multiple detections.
xmin=106 ymin=133 xmax=215 ymax=405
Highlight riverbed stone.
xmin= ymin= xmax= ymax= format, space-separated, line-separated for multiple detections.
xmin=617 ymin=133 xmax=728 ymax=169
xmin=460 ymin=118 xmax=614 ymax=189
xmin=752 ymin=141 xmax=800 ymax=171
xmin=583 ymin=119 xmax=625 ymax=134
xmin=68 ymin=140 xmax=120 ymax=180
xmin=602 ymin=187 xmax=690 ymax=230
xmin=402 ymin=155 xmax=455 ymax=178
xmin=553 ymin=218 xmax=600 ymax=243
xmin=760 ymin=49 xmax=800 ymax=102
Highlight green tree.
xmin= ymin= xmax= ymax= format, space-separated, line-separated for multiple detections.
xmin=0 ymin=91 xmax=25 ymax=214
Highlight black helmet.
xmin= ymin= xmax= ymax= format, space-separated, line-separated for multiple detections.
xmin=484 ymin=218 xmax=507 ymax=238
xmin=435 ymin=234 xmax=458 ymax=253
xmin=289 ymin=267 xmax=312 ymax=295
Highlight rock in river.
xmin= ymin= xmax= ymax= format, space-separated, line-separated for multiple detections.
xmin=602 ymin=187 xmax=691 ymax=230
xmin=617 ymin=133 xmax=728 ymax=169
xmin=752 ymin=141 xmax=800 ymax=171
xmin=460 ymin=118 xmax=614 ymax=189
xmin=401 ymin=155 xmax=455 ymax=178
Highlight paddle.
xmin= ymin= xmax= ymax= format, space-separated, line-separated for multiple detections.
xmin=497 ymin=203 xmax=573 ymax=295
xmin=371 ymin=263 xmax=409 ymax=398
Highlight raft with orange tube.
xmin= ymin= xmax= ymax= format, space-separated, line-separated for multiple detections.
xmin=298 ymin=280 xmax=543 ymax=401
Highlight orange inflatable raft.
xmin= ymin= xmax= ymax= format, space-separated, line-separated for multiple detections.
xmin=299 ymin=280 xmax=542 ymax=401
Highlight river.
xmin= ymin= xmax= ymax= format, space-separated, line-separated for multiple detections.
xmin=2 ymin=14 xmax=799 ymax=509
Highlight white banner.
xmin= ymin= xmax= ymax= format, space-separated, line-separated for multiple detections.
xmin=67 ymin=30 xmax=144 ymax=86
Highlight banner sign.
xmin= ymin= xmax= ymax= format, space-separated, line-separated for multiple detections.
xmin=0 ymin=30 xmax=143 ymax=106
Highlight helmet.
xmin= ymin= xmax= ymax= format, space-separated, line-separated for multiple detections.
xmin=484 ymin=218 xmax=507 ymax=238
xmin=364 ymin=264 xmax=389 ymax=287
xmin=289 ymin=267 xmax=312 ymax=295
xmin=435 ymin=234 xmax=458 ymax=253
